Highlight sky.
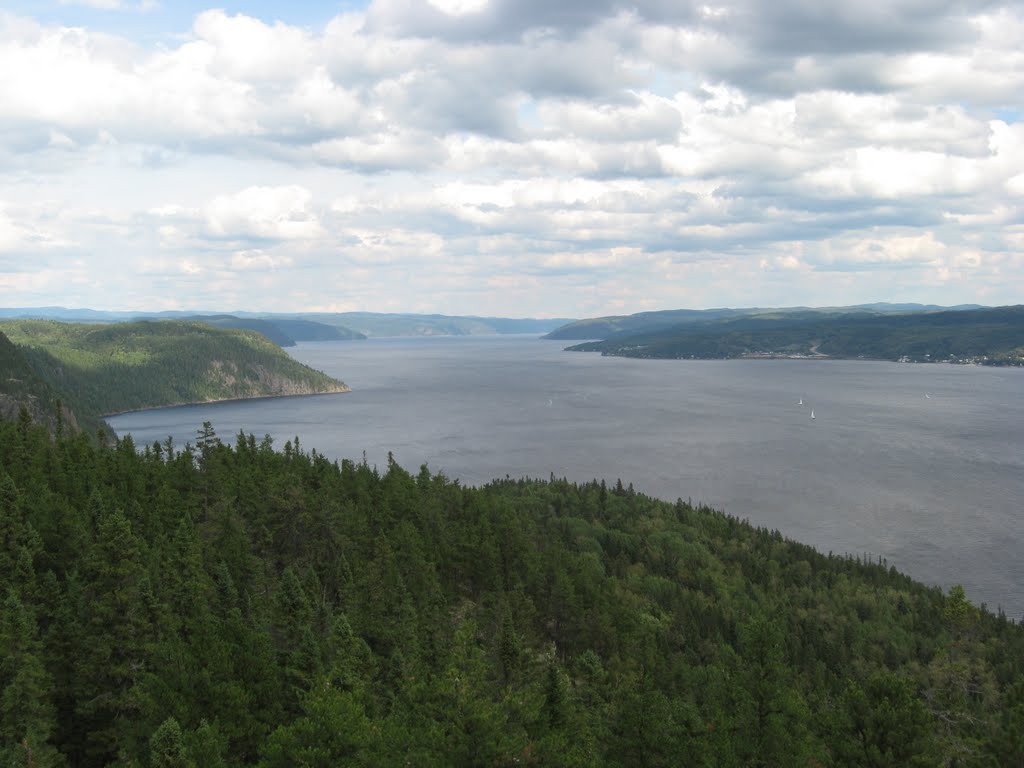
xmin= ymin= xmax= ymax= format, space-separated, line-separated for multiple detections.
xmin=0 ymin=1 xmax=1022 ymax=317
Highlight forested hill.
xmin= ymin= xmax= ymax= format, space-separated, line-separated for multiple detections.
xmin=146 ymin=315 xmax=366 ymax=346
xmin=0 ymin=307 xmax=570 ymax=338
xmin=545 ymin=308 xmax=755 ymax=339
xmin=303 ymin=312 xmax=576 ymax=337
xmin=0 ymin=319 xmax=349 ymax=429
xmin=545 ymin=303 xmax=986 ymax=341
xmin=1 ymin=416 xmax=1022 ymax=766
xmin=568 ymin=305 xmax=1024 ymax=364
xmin=0 ymin=330 xmax=88 ymax=435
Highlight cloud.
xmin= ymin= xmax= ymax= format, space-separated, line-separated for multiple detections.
xmin=191 ymin=10 xmax=313 ymax=84
xmin=0 ymin=2 xmax=1022 ymax=313
xmin=0 ymin=201 xmax=71 ymax=252
xmin=363 ymin=0 xmax=686 ymax=42
xmin=203 ymin=186 xmax=323 ymax=241
xmin=230 ymin=249 xmax=293 ymax=271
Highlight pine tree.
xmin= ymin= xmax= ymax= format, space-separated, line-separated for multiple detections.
xmin=74 ymin=505 xmax=151 ymax=763
xmin=259 ymin=686 xmax=374 ymax=768
xmin=837 ymin=672 xmax=938 ymax=767
xmin=150 ymin=716 xmax=190 ymax=768
xmin=0 ymin=590 xmax=63 ymax=768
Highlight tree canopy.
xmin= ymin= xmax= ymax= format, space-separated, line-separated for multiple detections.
xmin=0 ymin=414 xmax=1021 ymax=766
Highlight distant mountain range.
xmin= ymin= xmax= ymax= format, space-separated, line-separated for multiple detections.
xmin=0 ymin=308 xmax=575 ymax=338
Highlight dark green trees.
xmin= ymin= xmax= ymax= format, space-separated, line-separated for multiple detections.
xmin=0 ymin=415 xmax=1021 ymax=765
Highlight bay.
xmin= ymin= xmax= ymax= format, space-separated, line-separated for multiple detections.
xmin=108 ymin=335 xmax=1024 ymax=618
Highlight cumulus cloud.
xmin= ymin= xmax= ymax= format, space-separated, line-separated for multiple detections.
xmin=0 ymin=1 xmax=1022 ymax=313
xmin=202 ymin=186 xmax=323 ymax=241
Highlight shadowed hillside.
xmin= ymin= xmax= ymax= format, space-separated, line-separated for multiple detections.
xmin=0 ymin=319 xmax=349 ymax=427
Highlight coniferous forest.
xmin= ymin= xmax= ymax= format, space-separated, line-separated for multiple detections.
xmin=2 ymin=413 xmax=1023 ymax=766
xmin=565 ymin=305 xmax=1024 ymax=365
xmin=0 ymin=321 xmax=348 ymax=428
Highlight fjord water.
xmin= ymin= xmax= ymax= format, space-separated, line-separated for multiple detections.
xmin=108 ymin=336 xmax=1024 ymax=618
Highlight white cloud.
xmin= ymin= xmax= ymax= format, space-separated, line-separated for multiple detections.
xmin=0 ymin=201 xmax=70 ymax=252
xmin=204 ymin=186 xmax=323 ymax=241
xmin=230 ymin=249 xmax=293 ymax=271
xmin=0 ymin=2 xmax=1022 ymax=313
xmin=427 ymin=0 xmax=490 ymax=16
xmin=192 ymin=10 xmax=313 ymax=84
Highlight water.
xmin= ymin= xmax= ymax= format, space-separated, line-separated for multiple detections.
xmin=107 ymin=336 xmax=1024 ymax=618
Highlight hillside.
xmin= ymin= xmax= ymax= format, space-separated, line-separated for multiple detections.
xmin=1 ymin=416 xmax=1021 ymax=765
xmin=141 ymin=315 xmax=366 ymax=347
xmin=568 ymin=306 xmax=1024 ymax=364
xmin=545 ymin=308 xmax=756 ymax=340
xmin=161 ymin=315 xmax=297 ymax=347
xmin=545 ymin=303 xmax=985 ymax=341
xmin=0 ymin=319 xmax=349 ymax=422
xmin=0 ymin=307 xmax=570 ymax=338
xmin=0 ymin=330 xmax=90 ymax=435
xmin=268 ymin=317 xmax=365 ymax=342
xmin=297 ymin=312 xmax=576 ymax=337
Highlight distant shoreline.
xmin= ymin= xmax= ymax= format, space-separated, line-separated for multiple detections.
xmin=101 ymin=387 xmax=350 ymax=419
xmin=582 ymin=349 xmax=1023 ymax=366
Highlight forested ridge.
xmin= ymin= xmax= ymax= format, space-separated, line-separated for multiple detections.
xmin=139 ymin=316 xmax=365 ymax=346
xmin=0 ymin=321 xmax=348 ymax=434
xmin=0 ymin=309 xmax=570 ymax=338
xmin=567 ymin=306 xmax=1024 ymax=365
xmin=1 ymin=413 xmax=1022 ymax=766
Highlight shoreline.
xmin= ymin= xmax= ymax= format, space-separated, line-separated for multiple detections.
xmin=581 ymin=349 xmax=1022 ymax=366
xmin=101 ymin=386 xmax=350 ymax=419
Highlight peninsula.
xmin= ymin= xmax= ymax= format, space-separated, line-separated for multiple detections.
xmin=0 ymin=319 xmax=349 ymax=437
xmin=558 ymin=305 xmax=1024 ymax=365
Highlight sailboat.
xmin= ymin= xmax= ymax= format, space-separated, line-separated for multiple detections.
xmin=798 ymin=397 xmax=803 ymax=405
xmin=810 ymin=410 xmax=815 ymax=420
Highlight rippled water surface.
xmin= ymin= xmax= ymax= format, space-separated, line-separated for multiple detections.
xmin=108 ymin=336 xmax=1024 ymax=617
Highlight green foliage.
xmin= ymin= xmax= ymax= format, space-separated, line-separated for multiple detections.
xmin=0 ymin=590 xmax=64 ymax=768
xmin=150 ymin=717 xmax=189 ymax=768
xmin=0 ymin=320 xmax=349 ymax=439
xmin=260 ymin=687 xmax=373 ymax=767
xmin=0 ymin=415 xmax=1021 ymax=765
xmin=0 ymin=330 xmax=91 ymax=437
xmin=569 ymin=305 xmax=1024 ymax=364
xmin=836 ymin=673 xmax=938 ymax=767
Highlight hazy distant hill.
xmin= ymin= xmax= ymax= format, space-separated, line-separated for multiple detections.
xmin=273 ymin=312 xmax=576 ymax=337
xmin=269 ymin=317 xmax=365 ymax=341
xmin=137 ymin=315 xmax=366 ymax=346
xmin=545 ymin=308 xmax=756 ymax=340
xmin=0 ymin=320 xmax=350 ymax=425
xmin=568 ymin=305 xmax=1024 ymax=364
xmin=0 ymin=307 xmax=569 ymax=338
xmin=156 ymin=315 xmax=297 ymax=347
xmin=545 ymin=303 xmax=985 ymax=340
